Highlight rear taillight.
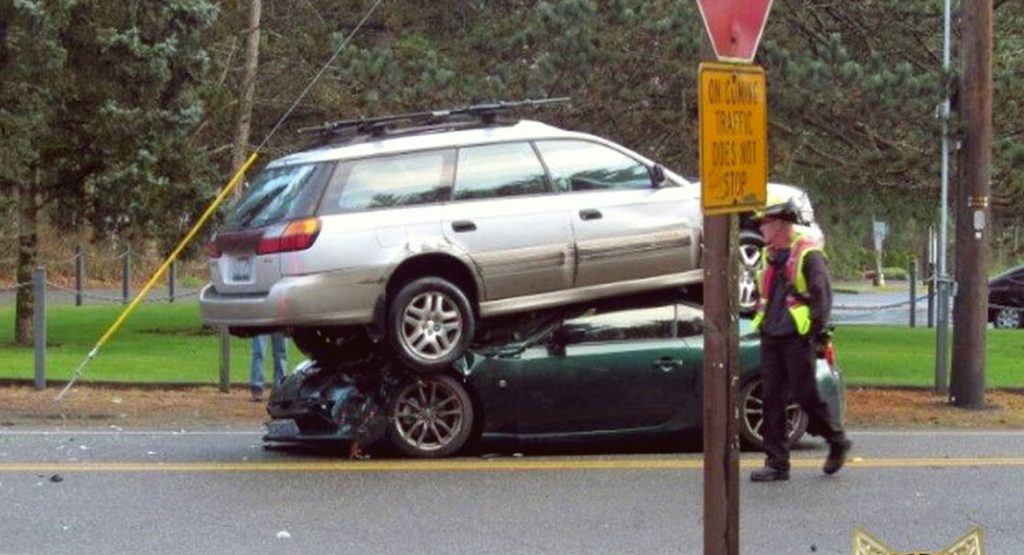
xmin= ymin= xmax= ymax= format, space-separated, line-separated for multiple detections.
xmin=257 ymin=217 xmax=321 ymax=255
xmin=823 ymin=342 xmax=836 ymax=367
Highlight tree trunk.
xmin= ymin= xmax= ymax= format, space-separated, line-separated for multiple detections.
xmin=222 ymin=0 xmax=262 ymax=392
xmin=15 ymin=179 xmax=39 ymax=346
xmin=230 ymin=0 xmax=261 ymax=177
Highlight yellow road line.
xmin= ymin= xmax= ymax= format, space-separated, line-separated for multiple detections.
xmin=1 ymin=457 xmax=1023 ymax=473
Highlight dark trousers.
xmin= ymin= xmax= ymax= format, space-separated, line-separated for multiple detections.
xmin=760 ymin=334 xmax=845 ymax=471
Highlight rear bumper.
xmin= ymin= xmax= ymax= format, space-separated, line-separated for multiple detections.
xmin=199 ymin=270 xmax=381 ymax=327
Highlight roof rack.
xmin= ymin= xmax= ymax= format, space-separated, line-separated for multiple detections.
xmin=298 ymin=97 xmax=570 ymax=142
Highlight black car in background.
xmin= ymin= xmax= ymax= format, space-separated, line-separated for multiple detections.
xmin=989 ymin=264 xmax=1024 ymax=329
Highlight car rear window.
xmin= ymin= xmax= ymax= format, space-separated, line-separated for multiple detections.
xmin=320 ymin=150 xmax=454 ymax=213
xmin=224 ymin=162 xmax=331 ymax=230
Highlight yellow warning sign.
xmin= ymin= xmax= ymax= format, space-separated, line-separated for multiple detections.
xmin=699 ymin=62 xmax=767 ymax=215
xmin=852 ymin=526 xmax=984 ymax=554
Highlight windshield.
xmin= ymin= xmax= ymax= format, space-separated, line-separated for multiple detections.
xmin=991 ymin=265 xmax=1024 ymax=283
xmin=224 ymin=162 xmax=330 ymax=230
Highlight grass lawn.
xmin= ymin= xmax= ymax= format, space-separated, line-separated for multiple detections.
xmin=1 ymin=303 xmax=1021 ymax=387
xmin=0 ymin=302 xmax=302 ymax=385
xmin=835 ymin=325 xmax=1023 ymax=387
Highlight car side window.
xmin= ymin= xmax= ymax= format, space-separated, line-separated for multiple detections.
xmin=561 ymin=306 xmax=676 ymax=345
xmin=535 ymin=140 xmax=653 ymax=193
xmin=673 ymin=304 xmax=705 ymax=338
xmin=320 ymin=149 xmax=454 ymax=213
xmin=453 ymin=142 xmax=549 ymax=200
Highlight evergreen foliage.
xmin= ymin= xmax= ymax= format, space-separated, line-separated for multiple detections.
xmin=2 ymin=0 xmax=1023 ymax=334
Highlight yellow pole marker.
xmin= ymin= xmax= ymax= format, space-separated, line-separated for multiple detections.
xmin=55 ymin=152 xmax=260 ymax=401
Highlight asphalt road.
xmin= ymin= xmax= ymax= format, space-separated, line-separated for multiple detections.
xmin=2 ymin=428 xmax=1023 ymax=554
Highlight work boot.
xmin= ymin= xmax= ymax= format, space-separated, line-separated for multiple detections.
xmin=823 ymin=437 xmax=852 ymax=475
xmin=250 ymin=388 xmax=264 ymax=402
xmin=750 ymin=466 xmax=789 ymax=482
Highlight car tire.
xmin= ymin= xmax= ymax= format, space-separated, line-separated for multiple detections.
xmin=739 ymin=377 xmax=809 ymax=450
xmin=738 ymin=231 xmax=765 ymax=317
xmin=388 ymin=277 xmax=475 ymax=373
xmin=386 ymin=373 xmax=474 ymax=458
xmin=993 ymin=307 xmax=1022 ymax=329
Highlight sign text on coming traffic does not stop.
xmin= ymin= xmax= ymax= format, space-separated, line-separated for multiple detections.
xmin=699 ymin=63 xmax=768 ymax=215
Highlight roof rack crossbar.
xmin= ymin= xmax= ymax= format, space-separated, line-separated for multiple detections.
xmin=298 ymin=97 xmax=570 ymax=138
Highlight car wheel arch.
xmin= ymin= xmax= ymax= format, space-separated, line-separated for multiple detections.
xmin=386 ymin=253 xmax=481 ymax=310
xmin=456 ymin=372 xmax=486 ymax=448
xmin=373 ymin=253 xmax=481 ymax=334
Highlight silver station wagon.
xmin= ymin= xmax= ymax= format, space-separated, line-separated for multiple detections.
xmin=200 ymin=101 xmax=704 ymax=371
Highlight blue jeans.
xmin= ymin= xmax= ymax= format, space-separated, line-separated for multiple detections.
xmin=251 ymin=334 xmax=288 ymax=392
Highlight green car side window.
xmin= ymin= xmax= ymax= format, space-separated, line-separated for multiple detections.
xmin=560 ymin=306 xmax=676 ymax=344
xmin=674 ymin=304 xmax=705 ymax=338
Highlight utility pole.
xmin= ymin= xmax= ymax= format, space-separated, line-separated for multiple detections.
xmin=934 ymin=0 xmax=953 ymax=395
xmin=695 ymin=1 xmax=772 ymax=549
xmin=951 ymin=0 xmax=992 ymax=409
xmin=699 ymin=43 xmax=740 ymax=555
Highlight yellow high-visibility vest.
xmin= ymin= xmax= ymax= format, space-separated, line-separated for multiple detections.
xmin=751 ymin=234 xmax=823 ymax=336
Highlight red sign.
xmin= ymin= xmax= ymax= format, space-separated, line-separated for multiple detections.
xmin=695 ymin=0 xmax=774 ymax=63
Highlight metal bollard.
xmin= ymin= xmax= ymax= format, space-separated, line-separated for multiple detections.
xmin=75 ymin=245 xmax=84 ymax=306
xmin=34 ymin=266 xmax=46 ymax=390
xmin=927 ymin=273 xmax=935 ymax=328
xmin=168 ymin=260 xmax=176 ymax=303
xmin=219 ymin=327 xmax=231 ymax=393
xmin=122 ymin=250 xmax=131 ymax=305
xmin=909 ymin=259 xmax=917 ymax=328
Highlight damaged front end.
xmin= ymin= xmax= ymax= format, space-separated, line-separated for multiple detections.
xmin=264 ymin=355 xmax=400 ymax=449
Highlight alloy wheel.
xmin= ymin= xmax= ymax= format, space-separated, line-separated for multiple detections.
xmin=738 ymin=242 xmax=762 ymax=313
xmin=399 ymin=291 xmax=464 ymax=361
xmin=393 ymin=378 xmax=467 ymax=453
xmin=994 ymin=308 xmax=1022 ymax=329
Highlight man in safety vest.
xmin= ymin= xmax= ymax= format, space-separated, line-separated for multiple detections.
xmin=749 ymin=199 xmax=851 ymax=482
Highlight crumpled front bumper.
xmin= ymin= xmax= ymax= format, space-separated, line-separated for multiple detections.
xmin=263 ymin=359 xmax=390 ymax=446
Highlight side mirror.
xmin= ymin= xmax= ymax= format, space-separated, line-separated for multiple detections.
xmin=651 ymin=164 xmax=666 ymax=188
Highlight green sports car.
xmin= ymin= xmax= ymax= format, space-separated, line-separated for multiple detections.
xmin=265 ymin=300 xmax=845 ymax=458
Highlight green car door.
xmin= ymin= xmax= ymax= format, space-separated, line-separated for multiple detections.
xmin=512 ymin=305 xmax=704 ymax=434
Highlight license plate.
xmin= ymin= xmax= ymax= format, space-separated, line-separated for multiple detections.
xmin=230 ymin=257 xmax=253 ymax=281
xmin=265 ymin=418 xmax=300 ymax=439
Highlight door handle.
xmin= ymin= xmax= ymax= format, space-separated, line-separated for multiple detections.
xmin=579 ymin=209 xmax=602 ymax=221
xmin=652 ymin=357 xmax=682 ymax=372
xmin=451 ymin=220 xmax=477 ymax=232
